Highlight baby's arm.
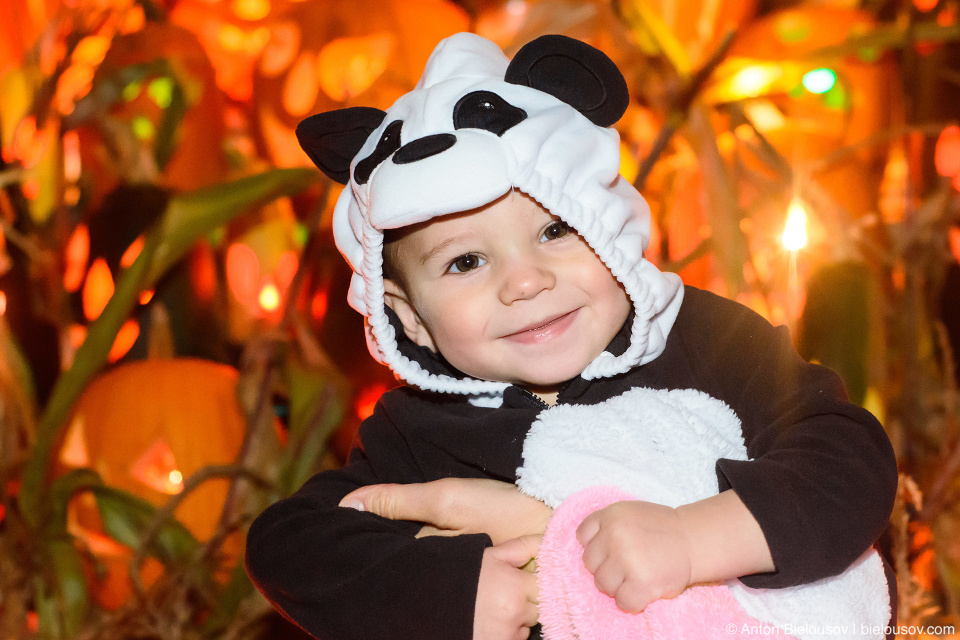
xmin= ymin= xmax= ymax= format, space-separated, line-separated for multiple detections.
xmin=575 ymin=490 xmax=772 ymax=612
xmin=674 ymin=288 xmax=898 ymax=588
xmin=675 ymin=489 xmax=775 ymax=583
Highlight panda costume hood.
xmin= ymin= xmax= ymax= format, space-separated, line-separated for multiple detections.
xmin=296 ymin=32 xmax=683 ymax=397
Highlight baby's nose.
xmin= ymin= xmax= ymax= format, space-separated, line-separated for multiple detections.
xmin=497 ymin=257 xmax=556 ymax=305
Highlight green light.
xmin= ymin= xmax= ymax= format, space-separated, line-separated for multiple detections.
xmin=823 ymin=84 xmax=848 ymax=110
xmin=132 ymin=116 xmax=155 ymax=141
xmin=147 ymin=77 xmax=175 ymax=109
xmin=802 ymin=68 xmax=837 ymax=94
xmin=294 ymin=223 xmax=309 ymax=249
xmin=122 ymin=81 xmax=141 ymax=102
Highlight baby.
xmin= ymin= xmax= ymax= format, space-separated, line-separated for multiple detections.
xmin=245 ymin=32 xmax=897 ymax=640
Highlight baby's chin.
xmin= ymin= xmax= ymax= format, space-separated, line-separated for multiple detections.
xmin=451 ymin=353 xmax=598 ymax=391
xmin=503 ymin=372 xmax=581 ymax=393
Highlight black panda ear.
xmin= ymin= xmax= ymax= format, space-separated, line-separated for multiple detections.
xmin=296 ymin=107 xmax=387 ymax=184
xmin=505 ymin=34 xmax=629 ymax=128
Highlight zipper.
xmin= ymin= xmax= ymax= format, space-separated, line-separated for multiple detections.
xmin=520 ymin=388 xmax=550 ymax=410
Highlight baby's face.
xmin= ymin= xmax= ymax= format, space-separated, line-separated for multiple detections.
xmin=384 ymin=190 xmax=631 ymax=393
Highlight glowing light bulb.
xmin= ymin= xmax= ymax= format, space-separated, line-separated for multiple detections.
xmin=226 ymin=242 xmax=260 ymax=305
xmin=802 ymin=68 xmax=837 ymax=94
xmin=355 ymin=384 xmax=389 ymax=420
xmin=782 ymin=199 xmax=809 ymax=251
xmin=168 ymin=470 xmax=183 ymax=489
xmin=0 ymin=290 xmax=6 ymax=316
xmin=232 ymin=0 xmax=270 ymax=21
xmin=259 ymin=283 xmax=281 ymax=311
xmin=728 ymin=64 xmax=781 ymax=99
xmin=63 ymin=130 xmax=81 ymax=181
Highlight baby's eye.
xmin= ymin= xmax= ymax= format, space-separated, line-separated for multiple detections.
xmin=541 ymin=221 xmax=572 ymax=242
xmin=448 ymin=253 xmax=486 ymax=274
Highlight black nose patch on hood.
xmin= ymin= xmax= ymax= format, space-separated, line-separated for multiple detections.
xmin=393 ymin=133 xmax=457 ymax=165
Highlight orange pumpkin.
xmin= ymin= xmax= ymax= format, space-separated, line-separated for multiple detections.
xmin=62 ymin=358 xmax=248 ymax=541
xmin=61 ymin=358 xmax=249 ymax=608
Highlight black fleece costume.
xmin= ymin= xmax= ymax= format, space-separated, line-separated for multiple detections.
xmin=245 ymin=286 xmax=898 ymax=640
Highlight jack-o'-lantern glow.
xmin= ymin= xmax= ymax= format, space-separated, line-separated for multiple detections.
xmin=62 ymin=358 xmax=247 ymax=538
xmin=60 ymin=358 xmax=248 ymax=608
xmin=223 ymin=197 xmax=303 ymax=340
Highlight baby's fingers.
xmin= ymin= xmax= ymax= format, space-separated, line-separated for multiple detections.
xmin=576 ymin=511 xmax=601 ymax=547
xmin=592 ymin=559 xmax=654 ymax=613
xmin=591 ymin=558 xmax=625 ymax=598
xmin=580 ymin=534 xmax=607 ymax=575
xmin=613 ymin=581 xmax=653 ymax=614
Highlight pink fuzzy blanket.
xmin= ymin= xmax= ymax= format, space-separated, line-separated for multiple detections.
xmin=536 ymin=486 xmax=797 ymax=640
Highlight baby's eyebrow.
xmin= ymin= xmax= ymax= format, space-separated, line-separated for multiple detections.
xmin=419 ymin=233 xmax=477 ymax=266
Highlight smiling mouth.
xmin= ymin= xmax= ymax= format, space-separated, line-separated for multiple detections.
xmin=503 ymin=309 xmax=579 ymax=341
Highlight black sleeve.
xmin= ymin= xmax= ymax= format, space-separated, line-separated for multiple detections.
xmin=245 ymin=398 xmax=491 ymax=640
xmin=681 ymin=290 xmax=898 ymax=588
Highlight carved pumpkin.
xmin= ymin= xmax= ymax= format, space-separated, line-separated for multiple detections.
xmin=62 ymin=358 xmax=247 ymax=539
xmin=74 ymin=21 xmax=229 ymax=206
xmin=61 ymin=358 xmax=248 ymax=607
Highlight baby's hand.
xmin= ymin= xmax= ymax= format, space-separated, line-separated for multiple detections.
xmin=576 ymin=500 xmax=693 ymax=613
xmin=475 ymin=535 xmax=541 ymax=640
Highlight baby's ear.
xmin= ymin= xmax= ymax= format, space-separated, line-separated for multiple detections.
xmin=296 ymin=107 xmax=386 ymax=184
xmin=505 ymin=34 xmax=629 ymax=128
xmin=383 ymin=279 xmax=438 ymax=353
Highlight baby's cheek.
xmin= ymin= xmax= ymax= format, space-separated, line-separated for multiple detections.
xmin=429 ymin=319 xmax=488 ymax=367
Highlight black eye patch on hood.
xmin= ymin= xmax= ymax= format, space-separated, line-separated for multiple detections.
xmin=454 ymin=90 xmax=527 ymax=136
xmin=355 ymin=119 xmax=403 ymax=185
